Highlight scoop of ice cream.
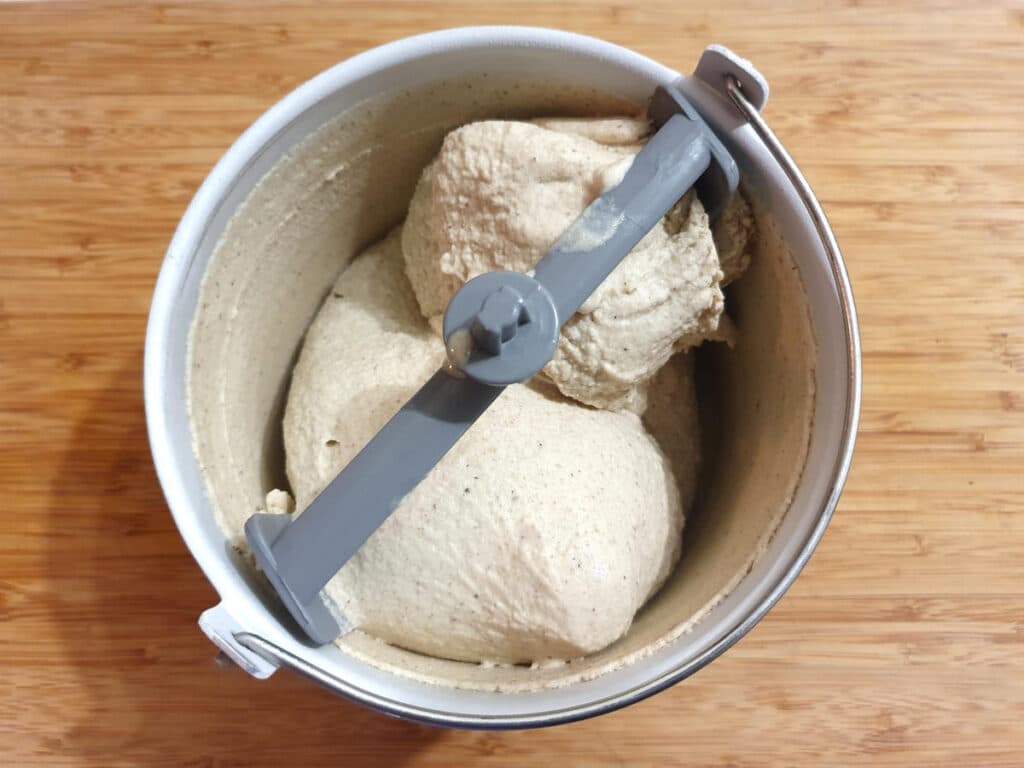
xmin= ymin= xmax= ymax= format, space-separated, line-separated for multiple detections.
xmin=401 ymin=118 xmax=745 ymax=411
xmin=278 ymin=229 xmax=688 ymax=663
xmin=713 ymin=190 xmax=755 ymax=285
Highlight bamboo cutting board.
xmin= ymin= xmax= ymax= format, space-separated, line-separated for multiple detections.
xmin=1 ymin=1 xmax=1022 ymax=765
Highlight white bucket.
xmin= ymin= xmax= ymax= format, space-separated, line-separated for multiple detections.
xmin=145 ymin=27 xmax=860 ymax=728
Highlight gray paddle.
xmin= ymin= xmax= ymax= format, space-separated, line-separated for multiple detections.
xmin=245 ymin=84 xmax=739 ymax=645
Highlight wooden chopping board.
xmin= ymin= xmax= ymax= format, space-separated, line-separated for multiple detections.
xmin=1 ymin=1 xmax=1021 ymax=765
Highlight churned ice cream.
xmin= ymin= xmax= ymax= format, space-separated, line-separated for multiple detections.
xmin=403 ymin=117 xmax=753 ymax=411
xmin=281 ymin=231 xmax=687 ymax=662
xmin=253 ymin=115 xmax=754 ymax=665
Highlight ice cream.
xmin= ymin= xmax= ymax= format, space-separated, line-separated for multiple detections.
xmin=280 ymin=230 xmax=688 ymax=663
xmin=402 ymin=118 xmax=753 ymax=411
xmin=247 ymin=115 xmax=754 ymax=665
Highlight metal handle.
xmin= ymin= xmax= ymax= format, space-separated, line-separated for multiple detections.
xmin=724 ymin=76 xmax=861 ymax=522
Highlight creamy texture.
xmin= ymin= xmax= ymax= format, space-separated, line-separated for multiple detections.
xmin=402 ymin=118 xmax=754 ymax=411
xmin=187 ymin=79 xmax=817 ymax=692
xmin=268 ymin=116 xmax=755 ymax=664
xmin=280 ymin=230 xmax=689 ymax=663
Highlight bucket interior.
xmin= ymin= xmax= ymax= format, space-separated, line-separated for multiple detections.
xmin=180 ymin=40 xmax=819 ymax=702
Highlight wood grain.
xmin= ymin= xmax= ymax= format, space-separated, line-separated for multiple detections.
xmin=1 ymin=1 xmax=1022 ymax=765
